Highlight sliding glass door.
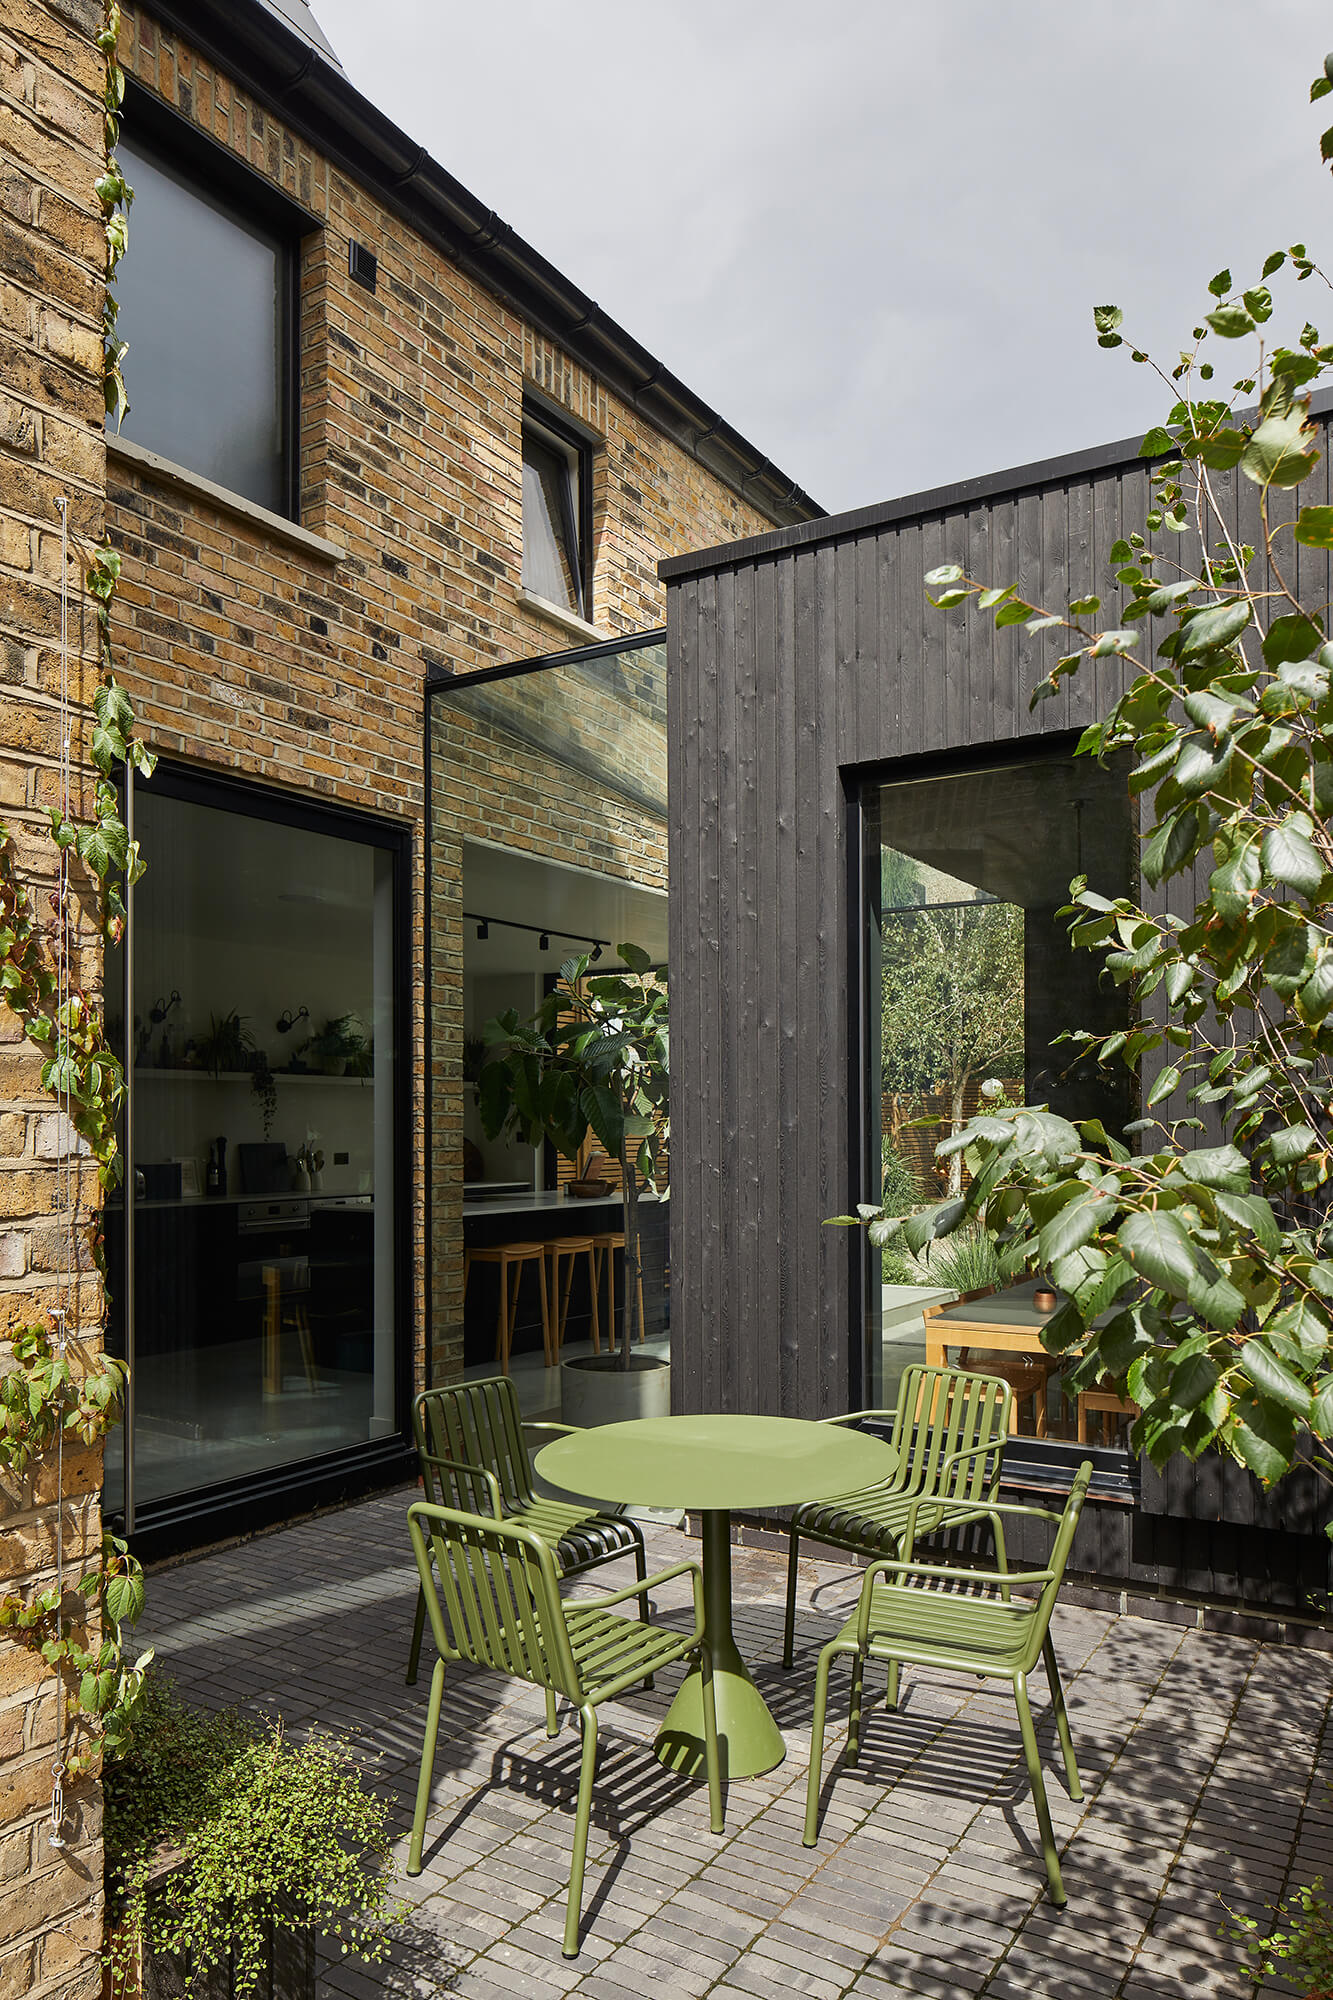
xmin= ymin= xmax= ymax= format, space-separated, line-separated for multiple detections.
xmin=105 ymin=767 xmax=408 ymax=1530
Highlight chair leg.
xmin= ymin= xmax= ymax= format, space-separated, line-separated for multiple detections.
xmin=992 ymin=1510 xmax=1011 ymax=1604
xmin=699 ymin=1643 xmax=724 ymax=1834
xmin=408 ymin=1656 xmax=446 ymax=1875
xmin=846 ymin=1653 xmax=865 ymax=1765
xmin=545 ymin=1685 xmax=559 ymax=1738
xmin=627 ymin=1537 xmax=654 ymax=1690
xmin=406 ymin=1581 xmax=426 ymax=1686
xmin=495 ymin=1257 xmax=512 ymax=1375
xmin=538 ymin=1249 xmax=552 ymax=1367
xmin=782 ymin=1521 xmax=801 ymax=1670
xmin=586 ymin=1246 xmax=600 ymax=1354
xmin=1014 ymin=1670 xmax=1067 ymax=1906
xmin=563 ymin=1705 xmax=599 ymax=1958
xmin=886 ymin=1657 xmax=900 ymax=1710
xmin=589 ymin=1245 xmax=603 ymax=1355
xmin=635 ymin=1266 xmax=646 ymax=1343
xmin=803 ymin=1643 xmax=836 ymax=1846
xmin=1042 ymin=1632 xmax=1082 ymax=1801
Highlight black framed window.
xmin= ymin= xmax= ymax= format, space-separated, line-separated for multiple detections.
xmin=859 ymin=742 xmax=1135 ymax=1431
xmin=521 ymin=405 xmax=590 ymax=616
xmin=117 ymin=132 xmax=299 ymax=514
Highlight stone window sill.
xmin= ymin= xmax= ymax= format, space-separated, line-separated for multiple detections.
xmin=516 ymin=587 xmax=605 ymax=646
xmin=106 ymin=435 xmax=346 ymax=565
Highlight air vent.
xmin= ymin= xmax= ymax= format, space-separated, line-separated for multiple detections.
xmin=348 ymin=240 xmax=377 ymax=292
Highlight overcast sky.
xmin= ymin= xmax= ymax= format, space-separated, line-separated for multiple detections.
xmin=314 ymin=0 xmax=1333 ymax=519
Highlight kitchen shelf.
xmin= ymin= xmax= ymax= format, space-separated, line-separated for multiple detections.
xmin=133 ymin=1069 xmax=372 ymax=1085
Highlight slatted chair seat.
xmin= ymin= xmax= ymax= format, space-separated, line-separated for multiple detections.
xmin=783 ymin=1364 xmax=1013 ymax=1670
xmin=803 ymin=1462 xmax=1094 ymax=1907
xmin=407 ymin=1500 xmax=723 ymax=1957
xmin=406 ymin=1376 xmax=649 ymax=1689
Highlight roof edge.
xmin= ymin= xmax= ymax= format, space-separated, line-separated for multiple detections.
xmin=659 ymin=383 xmax=1333 ymax=582
xmin=138 ymin=0 xmax=823 ymax=532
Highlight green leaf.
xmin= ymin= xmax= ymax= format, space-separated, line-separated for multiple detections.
xmin=1261 ymin=820 xmax=1324 ymax=895
xmin=1037 ymin=1191 xmax=1116 ymax=1267
xmin=1206 ymin=305 xmax=1255 ymax=338
xmin=1214 ymin=1190 xmax=1280 ymax=1253
xmin=1294 ymin=505 xmax=1333 ymax=548
xmin=923 ymin=564 xmax=963 ymax=586
xmin=1178 ymin=600 xmax=1251 ymax=659
xmin=1093 ymin=305 xmax=1123 ymax=336
xmin=1207 ymin=268 xmax=1233 ymax=298
xmin=1139 ymin=427 xmax=1174 ymax=458
xmin=1117 ymin=1209 xmax=1196 ymax=1297
xmin=1262 ymin=612 xmax=1323 ymax=666
xmin=1185 ymin=1260 xmax=1246 ymax=1333
xmin=993 ymin=599 xmax=1036 ymax=628
xmin=1145 ymin=1065 xmax=1181 ymax=1108
xmin=1241 ymin=405 xmax=1320 ymax=488
xmin=1180 ymin=1145 xmax=1250 ymax=1192
xmin=616 ymin=941 xmax=652 ymax=973
xmin=1239 ymin=1338 xmax=1312 ymax=1417
xmin=1172 ymin=1351 xmax=1219 ymax=1409
xmin=1270 ymin=1123 xmax=1318 ymax=1168
xmin=1210 ymin=841 xmax=1261 ymax=922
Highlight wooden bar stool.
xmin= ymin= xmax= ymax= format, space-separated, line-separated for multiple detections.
xmin=261 ymin=1261 xmax=316 ymax=1395
xmin=463 ymin=1242 xmax=552 ymax=1373
xmin=590 ymin=1232 xmax=646 ymax=1347
xmin=545 ymin=1236 xmax=601 ymax=1355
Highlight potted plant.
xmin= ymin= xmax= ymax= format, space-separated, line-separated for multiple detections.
xmin=479 ymin=944 xmax=668 ymax=1424
xmin=299 ymin=1014 xmax=369 ymax=1078
xmin=194 ymin=1011 xmax=252 ymax=1078
xmin=104 ymin=1670 xmax=402 ymax=1999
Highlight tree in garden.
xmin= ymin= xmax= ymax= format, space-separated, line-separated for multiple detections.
xmin=479 ymin=946 xmax=666 ymax=1369
xmin=880 ymin=899 xmax=1025 ymax=1196
xmin=860 ymin=57 xmax=1333 ymax=1498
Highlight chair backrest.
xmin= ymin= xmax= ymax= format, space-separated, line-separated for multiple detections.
xmin=1017 ymin=1459 xmax=1093 ymax=1669
xmin=893 ymin=1364 xmax=1012 ymax=1505
xmin=413 ymin=1377 xmax=537 ymax=1515
xmin=407 ymin=1499 xmax=581 ymax=1700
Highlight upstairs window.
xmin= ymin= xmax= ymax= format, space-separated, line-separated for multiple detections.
xmin=117 ymin=134 xmax=296 ymax=515
xmin=521 ymin=406 xmax=590 ymax=617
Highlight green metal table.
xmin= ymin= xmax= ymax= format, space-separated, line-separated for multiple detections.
xmin=535 ymin=1413 xmax=897 ymax=1780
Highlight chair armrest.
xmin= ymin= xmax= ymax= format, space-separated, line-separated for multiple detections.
xmin=854 ymin=1551 xmax=1053 ymax=1645
xmin=937 ymin=1438 xmax=1004 ymax=1480
xmin=418 ymin=1450 xmax=503 ymax=1519
xmin=574 ymin=1558 xmax=707 ymax=1647
xmin=820 ymin=1409 xmax=897 ymax=1428
xmin=523 ymin=1420 xmax=582 ymax=1441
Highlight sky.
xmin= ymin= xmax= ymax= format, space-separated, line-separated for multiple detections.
xmin=313 ymin=0 xmax=1333 ymax=520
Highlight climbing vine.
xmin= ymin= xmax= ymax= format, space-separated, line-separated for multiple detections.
xmin=0 ymin=1 xmax=153 ymax=1783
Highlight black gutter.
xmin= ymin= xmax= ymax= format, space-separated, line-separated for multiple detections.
xmin=140 ymin=2 xmax=823 ymax=533
xmin=660 ymin=382 xmax=1333 ymax=583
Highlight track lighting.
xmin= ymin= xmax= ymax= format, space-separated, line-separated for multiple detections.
xmin=476 ymin=920 xmax=488 ymax=940
xmin=539 ymin=932 xmax=550 ymax=951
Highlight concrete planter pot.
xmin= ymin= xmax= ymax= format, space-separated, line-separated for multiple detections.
xmin=560 ymin=1352 xmax=670 ymax=1428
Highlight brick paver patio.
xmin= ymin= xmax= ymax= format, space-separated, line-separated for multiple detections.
xmin=137 ymin=1489 xmax=1333 ymax=1997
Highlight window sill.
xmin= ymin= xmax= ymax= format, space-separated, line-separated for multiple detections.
xmin=106 ymin=436 xmax=345 ymax=565
xmin=516 ymin=588 xmax=605 ymax=645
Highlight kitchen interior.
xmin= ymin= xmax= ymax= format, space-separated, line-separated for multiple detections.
xmin=461 ymin=837 xmax=669 ymax=1397
xmin=106 ymin=787 xmax=398 ymax=1509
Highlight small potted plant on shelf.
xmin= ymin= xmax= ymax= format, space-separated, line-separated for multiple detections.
xmin=299 ymin=1014 xmax=370 ymax=1078
xmin=479 ymin=944 xmax=668 ymax=1425
xmin=194 ymin=1011 xmax=252 ymax=1078
xmin=104 ymin=1669 xmax=402 ymax=2000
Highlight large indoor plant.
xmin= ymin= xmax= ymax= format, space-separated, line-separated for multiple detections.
xmin=479 ymin=944 xmax=668 ymax=1423
xmin=104 ymin=1671 xmax=402 ymax=1999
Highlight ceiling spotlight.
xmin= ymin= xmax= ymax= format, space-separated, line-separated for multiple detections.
xmin=590 ymin=942 xmax=603 ymax=962
xmin=476 ymin=919 xmax=489 ymax=940
xmin=538 ymin=932 xmax=550 ymax=951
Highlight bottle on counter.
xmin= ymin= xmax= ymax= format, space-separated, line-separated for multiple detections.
xmin=206 ymin=1142 xmax=220 ymax=1197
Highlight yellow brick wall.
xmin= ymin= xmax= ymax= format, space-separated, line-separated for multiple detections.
xmin=0 ymin=2 xmax=108 ymax=1989
xmin=108 ymin=6 xmax=781 ymax=1396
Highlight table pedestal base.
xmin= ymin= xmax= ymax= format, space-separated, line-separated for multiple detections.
xmin=654 ymin=1510 xmax=786 ymax=1781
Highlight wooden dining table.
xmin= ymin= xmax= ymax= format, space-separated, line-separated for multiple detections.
xmin=922 ymin=1278 xmax=1063 ymax=1370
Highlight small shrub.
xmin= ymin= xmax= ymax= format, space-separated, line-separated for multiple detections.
xmin=1228 ymin=1875 xmax=1333 ymax=1997
xmin=928 ymin=1224 xmax=1003 ymax=1296
xmin=881 ymin=1249 xmax=917 ymax=1285
xmin=880 ymin=1142 xmax=919 ymax=1216
xmin=105 ymin=1671 xmax=402 ymax=1998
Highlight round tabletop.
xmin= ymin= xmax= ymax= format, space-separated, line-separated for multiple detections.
xmin=534 ymin=1413 xmax=897 ymax=1513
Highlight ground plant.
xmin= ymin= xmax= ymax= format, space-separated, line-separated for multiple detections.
xmin=479 ymin=946 xmax=667 ymax=1367
xmin=853 ymin=57 xmax=1333 ymax=1500
xmin=104 ymin=1671 xmax=402 ymax=1998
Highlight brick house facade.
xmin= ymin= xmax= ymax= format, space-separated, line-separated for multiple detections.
xmin=0 ymin=0 xmax=817 ymax=1979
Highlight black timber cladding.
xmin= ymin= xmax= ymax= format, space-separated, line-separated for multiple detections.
xmin=664 ymin=410 xmax=1333 ymax=1612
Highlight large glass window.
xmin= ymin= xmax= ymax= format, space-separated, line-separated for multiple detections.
xmin=117 ymin=137 xmax=292 ymax=512
xmin=863 ymin=748 xmax=1134 ymax=1425
xmin=105 ymin=776 xmax=403 ymax=1518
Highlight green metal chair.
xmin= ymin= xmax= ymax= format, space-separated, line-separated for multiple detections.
xmin=782 ymin=1364 xmax=1014 ymax=1669
xmin=406 ymin=1377 xmax=649 ymax=1687
xmin=803 ymin=1460 xmax=1093 ymax=1906
xmin=406 ymin=1499 xmax=724 ymax=1958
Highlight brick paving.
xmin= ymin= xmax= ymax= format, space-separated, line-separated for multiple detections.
xmin=137 ymin=1489 xmax=1333 ymax=1997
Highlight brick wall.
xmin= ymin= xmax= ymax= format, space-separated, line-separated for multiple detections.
xmin=107 ymin=3 xmax=779 ymax=1404
xmin=0 ymin=1 xmax=108 ymax=1991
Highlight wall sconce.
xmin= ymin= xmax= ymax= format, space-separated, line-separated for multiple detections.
xmin=276 ymin=1005 xmax=309 ymax=1034
xmin=476 ymin=920 xmax=489 ymax=940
